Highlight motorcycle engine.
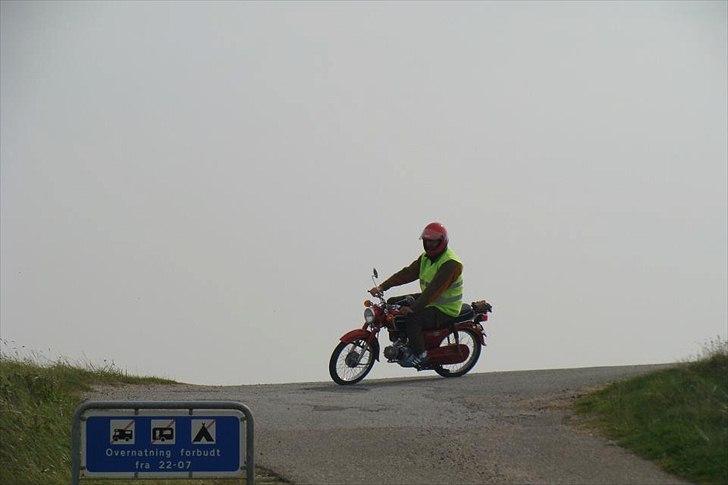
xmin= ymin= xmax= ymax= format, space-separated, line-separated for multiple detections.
xmin=383 ymin=340 xmax=410 ymax=362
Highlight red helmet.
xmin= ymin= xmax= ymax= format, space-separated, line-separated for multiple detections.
xmin=420 ymin=222 xmax=449 ymax=257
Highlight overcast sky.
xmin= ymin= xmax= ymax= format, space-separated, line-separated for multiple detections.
xmin=1 ymin=1 xmax=726 ymax=385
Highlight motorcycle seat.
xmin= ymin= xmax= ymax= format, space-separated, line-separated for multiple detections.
xmin=395 ymin=303 xmax=475 ymax=327
xmin=451 ymin=303 xmax=474 ymax=324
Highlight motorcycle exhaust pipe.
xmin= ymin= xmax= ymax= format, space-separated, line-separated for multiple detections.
xmin=428 ymin=344 xmax=470 ymax=365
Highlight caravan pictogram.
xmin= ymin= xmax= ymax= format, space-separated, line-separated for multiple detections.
xmin=110 ymin=420 xmax=135 ymax=445
xmin=191 ymin=419 xmax=216 ymax=444
xmin=151 ymin=419 xmax=176 ymax=445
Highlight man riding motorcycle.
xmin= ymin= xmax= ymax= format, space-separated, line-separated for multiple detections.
xmin=369 ymin=222 xmax=464 ymax=369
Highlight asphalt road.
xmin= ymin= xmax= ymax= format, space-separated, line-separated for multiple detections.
xmin=89 ymin=364 xmax=686 ymax=484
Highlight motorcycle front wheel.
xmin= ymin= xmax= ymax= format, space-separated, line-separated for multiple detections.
xmin=329 ymin=339 xmax=375 ymax=385
xmin=433 ymin=328 xmax=482 ymax=378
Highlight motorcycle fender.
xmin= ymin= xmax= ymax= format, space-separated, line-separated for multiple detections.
xmin=455 ymin=322 xmax=486 ymax=346
xmin=340 ymin=329 xmax=380 ymax=361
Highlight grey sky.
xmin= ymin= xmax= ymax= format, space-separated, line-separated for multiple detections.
xmin=1 ymin=1 xmax=726 ymax=385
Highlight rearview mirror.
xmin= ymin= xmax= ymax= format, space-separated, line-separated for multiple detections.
xmin=373 ymin=268 xmax=378 ymax=279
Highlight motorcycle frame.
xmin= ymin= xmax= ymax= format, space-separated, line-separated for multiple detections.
xmin=338 ymin=303 xmax=487 ymax=363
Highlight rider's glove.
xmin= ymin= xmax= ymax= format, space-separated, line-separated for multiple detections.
xmin=368 ymin=286 xmax=383 ymax=297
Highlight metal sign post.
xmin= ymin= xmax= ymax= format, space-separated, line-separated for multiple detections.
xmin=71 ymin=401 xmax=254 ymax=484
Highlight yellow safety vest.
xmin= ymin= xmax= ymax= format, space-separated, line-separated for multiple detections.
xmin=419 ymin=247 xmax=463 ymax=317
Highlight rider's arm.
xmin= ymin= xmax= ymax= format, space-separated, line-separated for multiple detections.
xmin=411 ymin=260 xmax=463 ymax=313
xmin=380 ymin=256 xmax=421 ymax=291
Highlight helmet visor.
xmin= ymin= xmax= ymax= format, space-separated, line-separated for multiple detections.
xmin=422 ymin=238 xmax=441 ymax=252
xmin=420 ymin=227 xmax=445 ymax=240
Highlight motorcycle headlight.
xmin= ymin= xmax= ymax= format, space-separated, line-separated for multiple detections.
xmin=364 ymin=308 xmax=375 ymax=324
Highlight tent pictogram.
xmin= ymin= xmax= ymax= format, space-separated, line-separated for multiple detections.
xmin=191 ymin=419 xmax=216 ymax=444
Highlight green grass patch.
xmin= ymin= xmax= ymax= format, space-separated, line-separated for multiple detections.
xmin=0 ymin=357 xmax=284 ymax=485
xmin=575 ymin=343 xmax=728 ymax=484
xmin=0 ymin=357 xmax=173 ymax=484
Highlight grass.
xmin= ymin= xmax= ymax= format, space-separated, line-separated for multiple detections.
xmin=0 ymin=356 xmax=284 ymax=485
xmin=575 ymin=339 xmax=728 ymax=484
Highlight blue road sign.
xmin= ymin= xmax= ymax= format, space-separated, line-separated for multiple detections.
xmin=80 ymin=408 xmax=247 ymax=479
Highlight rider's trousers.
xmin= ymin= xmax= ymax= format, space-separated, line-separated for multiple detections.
xmin=388 ymin=294 xmax=455 ymax=354
xmin=404 ymin=307 xmax=455 ymax=354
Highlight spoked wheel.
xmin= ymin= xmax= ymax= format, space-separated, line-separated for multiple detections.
xmin=329 ymin=339 xmax=375 ymax=385
xmin=433 ymin=328 xmax=481 ymax=378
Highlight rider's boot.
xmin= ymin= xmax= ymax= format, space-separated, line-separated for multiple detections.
xmin=399 ymin=347 xmax=415 ymax=367
xmin=401 ymin=350 xmax=430 ymax=370
xmin=413 ymin=350 xmax=431 ymax=370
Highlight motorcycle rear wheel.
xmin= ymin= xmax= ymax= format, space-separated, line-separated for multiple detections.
xmin=329 ymin=339 xmax=375 ymax=385
xmin=433 ymin=328 xmax=481 ymax=378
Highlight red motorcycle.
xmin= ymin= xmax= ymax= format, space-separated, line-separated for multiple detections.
xmin=329 ymin=268 xmax=492 ymax=385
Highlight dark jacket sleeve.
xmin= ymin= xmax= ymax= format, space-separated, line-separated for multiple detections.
xmin=380 ymin=256 xmax=421 ymax=291
xmin=411 ymin=260 xmax=463 ymax=313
